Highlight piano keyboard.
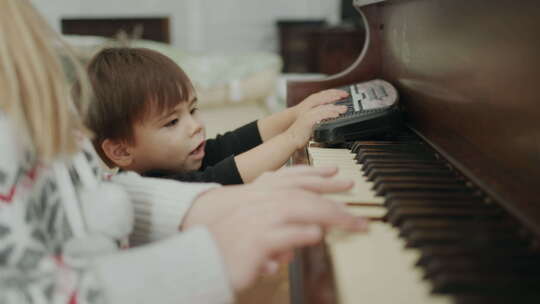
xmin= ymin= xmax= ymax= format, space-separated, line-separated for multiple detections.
xmin=307 ymin=133 xmax=540 ymax=304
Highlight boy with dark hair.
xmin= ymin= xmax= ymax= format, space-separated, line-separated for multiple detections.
xmin=85 ymin=47 xmax=348 ymax=184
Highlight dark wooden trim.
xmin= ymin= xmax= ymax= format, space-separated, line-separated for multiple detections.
xmin=290 ymin=147 xmax=338 ymax=304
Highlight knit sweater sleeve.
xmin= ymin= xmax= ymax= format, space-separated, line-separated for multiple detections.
xmin=0 ymin=168 xmax=231 ymax=304
xmin=92 ymin=227 xmax=234 ymax=304
xmin=110 ymin=171 xmax=220 ymax=246
xmin=0 ymin=227 xmax=234 ymax=304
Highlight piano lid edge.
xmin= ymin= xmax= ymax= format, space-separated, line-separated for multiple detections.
xmin=286 ymin=4 xmax=383 ymax=108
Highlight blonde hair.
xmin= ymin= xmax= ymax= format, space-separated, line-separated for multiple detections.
xmin=0 ymin=0 xmax=91 ymax=161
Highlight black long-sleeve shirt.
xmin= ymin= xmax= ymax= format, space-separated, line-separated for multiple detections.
xmin=143 ymin=120 xmax=262 ymax=185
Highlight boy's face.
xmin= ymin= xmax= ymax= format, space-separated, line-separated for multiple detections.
xmin=127 ymin=96 xmax=206 ymax=173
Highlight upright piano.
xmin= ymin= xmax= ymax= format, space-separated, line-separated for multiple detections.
xmin=287 ymin=0 xmax=540 ymax=303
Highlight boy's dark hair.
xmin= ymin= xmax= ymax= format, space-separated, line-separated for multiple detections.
xmin=84 ymin=47 xmax=193 ymax=166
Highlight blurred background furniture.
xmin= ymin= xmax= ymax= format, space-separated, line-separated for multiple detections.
xmin=277 ymin=20 xmax=364 ymax=75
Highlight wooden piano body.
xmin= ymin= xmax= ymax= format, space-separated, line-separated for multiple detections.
xmin=287 ymin=0 xmax=540 ymax=303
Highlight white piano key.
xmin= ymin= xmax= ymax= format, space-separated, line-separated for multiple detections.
xmin=326 ymin=222 xmax=452 ymax=304
xmin=309 ymin=146 xmax=384 ymax=204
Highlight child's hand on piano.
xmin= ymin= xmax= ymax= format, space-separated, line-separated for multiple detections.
xmin=292 ymin=89 xmax=349 ymax=119
xmin=286 ymin=103 xmax=347 ymax=149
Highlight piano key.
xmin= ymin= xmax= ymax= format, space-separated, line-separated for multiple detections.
xmin=357 ymin=152 xmax=439 ymax=163
xmin=453 ymin=294 xmax=540 ymax=304
xmin=364 ymin=163 xmax=452 ymax=176
xmin=417 ymin=245 xmax=538 ymax=267
xmin=376 ymin=183 xmax=474 ymax=196
xmin=308 ymin=146 xmax=384 ymax=204
xmin=405 ymin=230 xmax=524 ymax=248
xmin=368 ymin=168 xmax=456 ymax=181
xmin=357 ymin=151 xmax=432 ymax=161
xmin=386 ymin=206 xmax=503 ymax=226
xmin=325 ymin=222 xmax=452 ymax=304
xmin=424 ymin=256 xmax=540 ymax=279
xmin=356 ymin=144 xmax=430 ymax=154
xmin=357 ymin=149 xmax=433 ymax=161
xmin=351 ymin=143 xmax=422 ymax=153
xmin=375 ymin=183 xmax=468 ymax=197
xmin=341 ymin=204 xmax=388 ymax=219
xmin=399 ymin=218 xmax=509 ymax=237
xmin=385 ymin=192 xmax=485 ymax=204
xmin=431 ymin=272 xmax=540 ymax=294
xmin=362 ymin=159 xmax=447 ymax=172
xmin=375 ymin=176 xmax=462 ymax=183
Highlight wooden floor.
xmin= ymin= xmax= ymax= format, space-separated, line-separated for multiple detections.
xmin=236 ymin=265 xmax=290 ymax=304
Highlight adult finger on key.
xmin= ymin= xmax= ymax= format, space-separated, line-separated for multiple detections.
xmin=288 ymin=175 xmax=353 ymax=194
xmin=276 ymin=165 xmax=338 ymax=178
xmin=261 ymin=251 xmax=294 ymax=276
xmin=274 ymin=192 xmax=369 ymax=232
xmin=262 ymin=225 xmax=324 ymax=257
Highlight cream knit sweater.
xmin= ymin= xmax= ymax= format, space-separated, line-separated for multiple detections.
xmin=0 ymin=113 xmax=233 ymax=303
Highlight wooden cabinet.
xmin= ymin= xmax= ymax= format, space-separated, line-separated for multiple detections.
xmin=277 ymin=20 xmax=365 ymax=75
xmin=315 ymin=27 xmax=365 ymax=75
xmin=61 ymin=17 xmax=170 ymax=44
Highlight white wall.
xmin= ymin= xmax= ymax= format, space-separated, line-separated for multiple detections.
xmin=30 ymin=0 xmax=340 ymax=54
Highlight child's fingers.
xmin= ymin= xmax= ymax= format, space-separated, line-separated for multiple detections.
xmin=313 ymin=89 xmax=349 ymax=105
xmin=311 ymin=104 xmax=346 ymax=123
xmin=319 ymin=104 xmax=347 ymax=115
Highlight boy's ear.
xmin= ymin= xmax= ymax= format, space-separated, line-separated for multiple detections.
xmin=101 ymin=139 xmax=133 ymax=168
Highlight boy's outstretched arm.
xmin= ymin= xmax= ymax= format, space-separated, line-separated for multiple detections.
xmin=235 ymin=103 xmax=347 ymax=183
xmin=257 ymin=89 xmax=349 ymax=142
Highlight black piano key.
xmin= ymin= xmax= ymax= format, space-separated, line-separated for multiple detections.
xmin=356 ymin=152 xmax=439 ymax=163
xmin=431 ymin=272 xmax=540 ymax=294
xmin=454 ymin=294 xmax=540 ymax=304
xmin=406 ymin=229 xmax=524 ymax=248
xmin=373 ymin=177 xmax=464 ymax=193
xmin=424 ymin=256 xmax=540 ymax=279
xmin=385 ymin=192 xmax=484 ymax=204
xmin=361 ymin=159 xmax=446 ymax=171
xmin=375 ymin=181 xmax=469 ymax=196
xmin=350 ymin=141 xmax=423 ymax=153
xmin=356 ymin=146 xmax=430 ymax=154
xmin=364 ymin=163 xmax=451 ymax=176
xmin=376 ymin=182 xmax=474 ymax=196
xmin=416 ymin=244 xmax=537 ymax=267
xmin=399 ymin=217 xmax=508 ymax=237
xmin=386 ymin=206 xmax=503 ymax=226
xmin=356 ymin=147 xmax=430 ymax=158
xmin=386 ymin=198 xmax=484 ymax=209
xmin=368 ymin=168 xmax=456 ymax=181
xmin=374 ymin=175 xmax=461 ymax=183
